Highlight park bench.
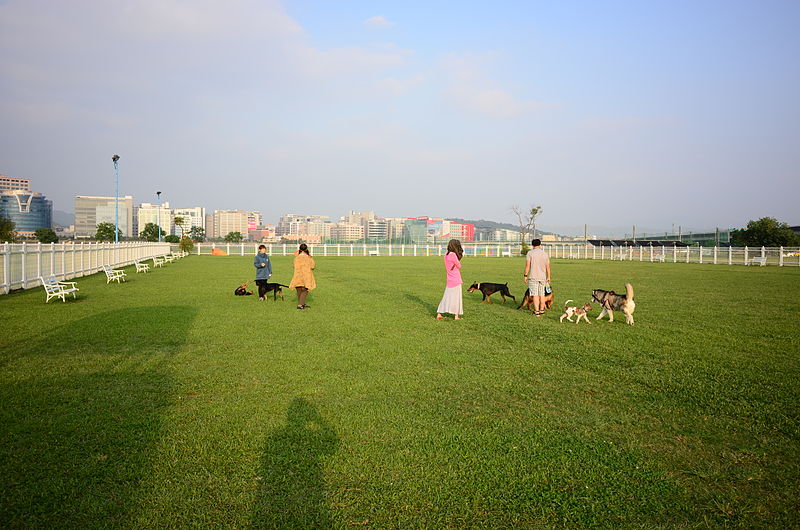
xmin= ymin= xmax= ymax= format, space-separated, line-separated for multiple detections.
xmin=163 ymin=254 xmax=176 ymax=263
xmin=40 ymin=275 xmax=79 ymax=303
xmin=748 ymin=256 xmax=767 ymax=266
xmin=368 ymin=250 xmax=379 ymax=256
xmin=652 ymin=253 xmax=666 ymax=262
xmin=135 ymin=261 xmax=150 ymax=273
xmin=102 ymin=264 xmax=126 ymax=283
xmin=500 ymin=251 xmax=512 ymax=257
xmin=152 ymin=256 xmax=165 ymax=267
xmin=569 ymin=253 xmax=580 ymax=259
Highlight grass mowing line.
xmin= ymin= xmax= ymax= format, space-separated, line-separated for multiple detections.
xmin=0 ymin=256 xmax=798 ymax=526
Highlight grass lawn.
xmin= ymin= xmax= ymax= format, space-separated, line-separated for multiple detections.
xmin=1 ymin=255 xmax=798 ymax=527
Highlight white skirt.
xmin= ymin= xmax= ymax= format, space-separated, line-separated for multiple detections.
xmin=437 ymin=285 xmax=463 ymax=315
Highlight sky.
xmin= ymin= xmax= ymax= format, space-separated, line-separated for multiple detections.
xmin=1 ymin=0 xmax=798 ymax=236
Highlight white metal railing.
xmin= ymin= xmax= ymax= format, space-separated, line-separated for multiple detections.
xmin=1 ymin=241 xmax=172 ymax=294
xmin=186 ymin=242 xmax=800 ymax=267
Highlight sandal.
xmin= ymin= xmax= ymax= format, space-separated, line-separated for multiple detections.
xmin=435 ymin=315 xmax=444 ymax=320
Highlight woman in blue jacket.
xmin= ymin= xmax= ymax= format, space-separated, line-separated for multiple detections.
xmin=254 ymin=244 xmax=273 ymax=300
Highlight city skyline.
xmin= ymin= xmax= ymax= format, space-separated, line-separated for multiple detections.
xmin=1 ymin=1 xmax=798 ymax=233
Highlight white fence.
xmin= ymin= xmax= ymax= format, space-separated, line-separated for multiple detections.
xmin=189 ymin=242 xmax=800 ymax=267
xmin=1 ymin=241 xmax=171 ymax=294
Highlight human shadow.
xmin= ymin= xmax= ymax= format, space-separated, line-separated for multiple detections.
xmin=404 ymin=293 xmax=438 ymax=315
xmin=0 ymin=306 xmax=197 ymax=527
xmin=251 ymin=398 xmax=339 ymax=529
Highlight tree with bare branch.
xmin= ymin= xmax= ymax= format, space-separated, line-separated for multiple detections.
xmin=511 ymin=205 xmax=543 ymax=243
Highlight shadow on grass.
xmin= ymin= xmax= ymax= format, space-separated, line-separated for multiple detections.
xmin=403 ymin=293 xmax=438 ymax=315
xmin=251 ymin=397 xmax=339 ymax=528
xmin=0 ymin=306 xmax=197 ymax=527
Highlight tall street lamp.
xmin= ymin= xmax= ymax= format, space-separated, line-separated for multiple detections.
xmin=156 ymin=191 xmax=162 ymax=242
xmin=112 ymin=155 xmax=120 ymax=243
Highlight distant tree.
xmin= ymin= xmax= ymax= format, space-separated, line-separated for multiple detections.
xmin=0 ymin=215 xmax=16 ymax=242
xmin=140 ymin=222 xmax=164 ymax=242
xmin=189 ymin=226 xmax=205 ymax=242
xmin=35 ymin=228 xmax=58 ymax=243
xmin=173 ymin=216 xmax=186 ymax=237
xmin=179 ymin=235 xmax=195 ymax=253
xmin=224 ymin=231 xmax=244 ymax=243
xmin=95 ymin=222 xmax=121 ymax=241
xmin=511 ymin=204 xmax=543 ymax=247
xmin=164 ymin=234 xmax=180 ymax=243
xmin=731 ymin=217 xmax=800 ymax=247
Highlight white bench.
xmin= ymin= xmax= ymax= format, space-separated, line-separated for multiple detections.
xmin=40 ymin=275 xmax=79 ymax=303
xmin=500 ymin=251 xmax=512 ymax=257
xmin=652 ymin=254 xmax=666 ymax=262
xmin=569 ymin=253 xmax=580 ymax=259
xmin=135 ymin=261 xmax=150 ymax=273
xmin=103 ymin=264 xmax=126 ymax=283
xmin=368 ymin=250 xmax=379 ymax=256
xmin=748 ymin=256 xmax=767 ymax=266
xmin=152 ymin=256 xmax=165 ymax=267
xmin=163 ymin=254 xmax=176 ymax=263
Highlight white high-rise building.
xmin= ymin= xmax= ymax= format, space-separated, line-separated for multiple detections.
xmin=173 ymin=207 xmax=206 ymax=237
xmin=214 ymin=210 xmax=249 ymax=239
xmin=135 ymin=202 xmax=173 ymax=238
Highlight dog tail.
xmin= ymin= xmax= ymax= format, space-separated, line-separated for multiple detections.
xmin=564 ymin=299 xmax=573 ymax=308
xmin=625 ymin=283 xmax=634 ymax=300
xmin=277 ymin=283 xmax=290 ymax=288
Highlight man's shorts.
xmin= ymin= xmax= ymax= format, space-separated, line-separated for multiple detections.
xmin=527 ymin=279 xmax=547 ymax=296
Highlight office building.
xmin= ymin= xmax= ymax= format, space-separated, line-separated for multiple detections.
xmin=366 ymin=219 xmax=389 ymax=240
xmin=74 ymin=195 xmax=134 ymax=238
xmin=0 ymin=191 xmax=52 ymax=236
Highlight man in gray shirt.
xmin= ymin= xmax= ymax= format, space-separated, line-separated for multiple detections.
xmin=523 ymin=238 xmax=551 ymax=316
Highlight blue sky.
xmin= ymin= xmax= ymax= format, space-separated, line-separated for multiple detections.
xmin=1 ymin=0 xmax=798 ymax=235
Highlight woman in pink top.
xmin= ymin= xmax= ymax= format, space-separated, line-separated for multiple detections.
xmin=436 ymin=239 xmax=464 ymax=320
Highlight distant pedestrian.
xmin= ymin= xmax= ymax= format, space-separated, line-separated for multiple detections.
xmin=524 ymin=238 xmax=551 ymax=316
xmin=254 ymin=244 xmax=273 ymax=301
xmin=289 ymin=243 xmax=316 ymax=309
xmin=436 ymin=239 xmax=464 ymax=320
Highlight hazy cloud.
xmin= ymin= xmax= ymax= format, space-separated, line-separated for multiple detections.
xmin=364 ymin=15 xmax=394 ymax=29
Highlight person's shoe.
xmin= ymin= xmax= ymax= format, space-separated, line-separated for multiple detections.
xmin=302 ymin=304 xmax=310 ymax=309
xmin=297 ymin=305 xmax=304 ymax=310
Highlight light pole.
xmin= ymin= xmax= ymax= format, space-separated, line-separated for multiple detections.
xmin=156 ymin=191 xmax=162 ymax=242
xmin=112 ymin=155 xmax=120 ymax=243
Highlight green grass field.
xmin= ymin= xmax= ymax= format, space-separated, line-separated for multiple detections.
xmin=1 ymin=256 xmax=798 ymax=528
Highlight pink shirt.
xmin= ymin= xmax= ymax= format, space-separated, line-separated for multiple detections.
xmin=444 ymin=252 xmax=463 ymax=287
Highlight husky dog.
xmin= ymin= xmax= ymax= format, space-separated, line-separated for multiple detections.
xmin=591 ymin=284 xmax=635 ymax=325
xmin=559 ymin=300 xmax=592 ymax=324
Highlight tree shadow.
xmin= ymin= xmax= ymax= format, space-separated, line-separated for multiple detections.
xmin=0 ymin=306 xmax=197 ymax=527
xmin=251 ymin=397 xmax=339 ymax=528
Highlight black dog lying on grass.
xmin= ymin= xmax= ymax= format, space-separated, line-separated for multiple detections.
xmin=467 ymin=282 xmax=516 ymax=304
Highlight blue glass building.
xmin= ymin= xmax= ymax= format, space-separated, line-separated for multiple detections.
xmin=0 ymin=191 xmax=53 ymax=236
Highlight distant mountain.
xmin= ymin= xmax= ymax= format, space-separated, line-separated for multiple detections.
xmin=53 ymin=210 xmax=74 ymax=227
xmin=447 ymin=218 xmax=553 ymax=235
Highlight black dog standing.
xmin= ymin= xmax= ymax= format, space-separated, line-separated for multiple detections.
xmin=467 ymin=282 xmax=516 ymax=304
xmin=254 ymin=244 xmax=273 ymax=301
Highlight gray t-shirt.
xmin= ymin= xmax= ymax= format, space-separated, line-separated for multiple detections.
xmin=526 ymin=248 xmax=550 ymax=280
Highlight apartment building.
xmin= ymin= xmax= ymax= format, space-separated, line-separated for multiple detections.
xmin=0 ymin=176 xmax=31 ymax=192
xmin=135 ymin=202 xmax=174 ymax=237
xmin=214 ymin=210 xmax=250 ymax=239
xmin=173 ymin=207 xmax=206 ymax=236
xmin=330 ymin=222 xmax=365 ymax=242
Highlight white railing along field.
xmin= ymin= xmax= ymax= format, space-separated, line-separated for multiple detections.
xmin=188 ymin=242 xmax=800 ymax=267
xmin=1 ymin=241 xmax=171 ymax=294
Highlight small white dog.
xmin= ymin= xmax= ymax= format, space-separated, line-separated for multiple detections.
xmin=559 ymin=300 xmax=592 ymax=324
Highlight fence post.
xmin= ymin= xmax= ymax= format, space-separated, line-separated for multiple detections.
xmin=728 ymin=245 xmax=732 ymax=265
xmin=779 ymin=246 xmax=784 ymax=267
xmin=2 ymin=242 xmax=8 ymax=294
xmin=699 ymin=246 xmax=703 ymax=264
xmin=761 ymin=246 xmax=765 ymax=265
xmin=744 ymin=246 xmax=748 ymax=265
